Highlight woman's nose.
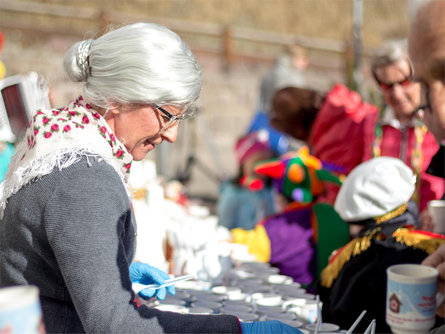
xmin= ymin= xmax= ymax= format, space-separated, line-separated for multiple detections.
xmin=161 ymin=123 xmax=179 ymax=143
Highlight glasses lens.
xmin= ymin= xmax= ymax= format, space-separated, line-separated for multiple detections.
xmin=160 ymin=117 xmax=177 ymax=133
xmin=379 ymin=82 xmax=392 ymax=91
xmin=399 ymin=78 xmax=412 ymax=87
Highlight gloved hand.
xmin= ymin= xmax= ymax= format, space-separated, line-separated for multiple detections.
xmin=129 ymin=262 xmax=175 ymax=300
xmin=240 ymin=321 xmax=303 ymax=334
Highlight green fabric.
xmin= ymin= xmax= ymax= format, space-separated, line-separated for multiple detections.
xmin=315 ymin=169 xmax=342 ymax=186
xmin=313 ymin=203 xmax=350 ymax=278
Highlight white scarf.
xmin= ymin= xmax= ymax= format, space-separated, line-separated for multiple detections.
xmin=0 ymin=96 xmax=134 ymax=218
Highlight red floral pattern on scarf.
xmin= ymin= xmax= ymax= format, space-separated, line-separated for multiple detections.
xmin=22 ymin=96 xmax=133 ymax=176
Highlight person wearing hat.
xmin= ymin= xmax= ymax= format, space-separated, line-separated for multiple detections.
xmin=231 ymin=147 xmax=350 ymax=286
xmin=318 ymin=157 xmax=445 ymax=333
xmin=365 ymin=39 xmax=443 ymax=231
xmin=270 ymin=84 xmax=378 ymax=206
xmin=217 ymin=131 xmax=277 ymax=230
xmin=270 ymin=44 xmax=444 ymax=222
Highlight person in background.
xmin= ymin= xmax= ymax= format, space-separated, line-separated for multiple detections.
xmin=217 ymin=131 xmax=276 ymax=230
xmin=231 ymin=147 xmax=350 ymax=287
xmin=247 ymin=43 xmax=308 ymax=156
xmin=0 ymin=23 xmax=301 ymax=334
xmin=270 ymin=84 xmax=378 ymax=206
xmin=408 ymin=0 xmax=445 ymax=322
xmin=363 ymin=39 xmax=443 ymax=231
xmin=258 ymin=44 xmax=308 ymax=116
xmin=318 ymin=157 xmax=445 ymax=333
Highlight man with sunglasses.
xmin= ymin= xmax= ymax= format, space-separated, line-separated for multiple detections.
xmin=363 ymin=39 xmax=443 ymax=230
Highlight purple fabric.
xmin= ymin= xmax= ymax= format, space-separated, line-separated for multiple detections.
xmin=263 ymin=206 xmax=316 ymax=284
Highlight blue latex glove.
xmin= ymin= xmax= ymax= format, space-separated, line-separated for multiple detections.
xmin=129 ymin=262 xmax=175 ymax=300
xmin=240 ymin=321 xmax=303 ymax=334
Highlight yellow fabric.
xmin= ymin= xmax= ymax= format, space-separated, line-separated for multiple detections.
xmin=392 ymin=229 xmax=445 ymax=255
xmin=0 ymin=61 xmax=5 ymax=79
xmin=231 ymin=224 xmax=271 ymax=262
xmin=131 ymin=188 xmax=147 ymax=201
xmin=320 ymin=233 xmax=373 ymax=288
xmin=374 ymin=203 xmax=408 ymax=224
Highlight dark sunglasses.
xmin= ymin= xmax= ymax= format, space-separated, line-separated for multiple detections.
xmin=377 ymin=76 xmax=413 ymax=91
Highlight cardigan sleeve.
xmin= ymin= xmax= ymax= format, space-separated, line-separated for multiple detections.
xmin=44 ymin=158 xmax=240 ymax=333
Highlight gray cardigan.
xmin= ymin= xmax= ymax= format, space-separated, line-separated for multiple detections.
xmin=0 ymin=156 xmax=240 ymax=333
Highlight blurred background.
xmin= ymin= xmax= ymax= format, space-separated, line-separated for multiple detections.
xmin=0 ymin=0 xmax=426 ymax=206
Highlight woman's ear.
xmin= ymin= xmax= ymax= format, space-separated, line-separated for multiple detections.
xmin=107 ymin=101 xmax=122 ymax=115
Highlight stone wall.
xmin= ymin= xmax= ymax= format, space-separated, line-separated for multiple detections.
xmin=0 ymin=0 xmax=414 ymax=201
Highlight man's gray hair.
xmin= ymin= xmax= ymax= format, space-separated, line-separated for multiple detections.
xmin=370 ymin=39 xmax=410 ymax=78
xmin=63 ymin=23 xmax=202 ymax=109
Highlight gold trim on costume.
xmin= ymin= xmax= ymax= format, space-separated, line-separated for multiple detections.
xmin=374 ymin=203 xmax=408 ymax=224
xmin=393 ymin=229 xmax=445 ymax=255
xmin=320 ymin=226 xmax=445 ymax=289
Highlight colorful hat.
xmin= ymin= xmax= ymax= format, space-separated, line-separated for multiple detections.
xmin=253 ymin=146 xmax=342 ymax=203
xmin=235 ymin=131 xmax=272 ymax=165
xmin=334 ymin=157 xmax=416 ymax=222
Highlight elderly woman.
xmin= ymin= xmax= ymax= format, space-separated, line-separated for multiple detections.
xmin=0 ymin=23 xmax=300 ymax=334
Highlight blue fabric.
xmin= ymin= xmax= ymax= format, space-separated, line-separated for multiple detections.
xmin=0 ymin=143 xmax=14 ymax=182
xmin=240 ymin=320 xmax=303 ymax=334
xmin=247 ymin=110 xmax=290 ymax=156
xmin=217 ymin=181 xmax=275 ymax=230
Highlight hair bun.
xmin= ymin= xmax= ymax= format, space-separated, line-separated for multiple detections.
xmin=63 ymin=39 xmax=94 ymax=82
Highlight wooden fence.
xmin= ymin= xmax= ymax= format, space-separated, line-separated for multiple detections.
xmin=0 ymin=0 xmax=361 ymax=82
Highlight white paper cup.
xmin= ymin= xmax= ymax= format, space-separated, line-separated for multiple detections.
xmin=251 ymin=292 xmax=282 ymax=307
xmin=266 ymin=274 xmax=293 ymax=285
xmin=0 ymin=285 xmax=44 ymax=334
xmin=428 ymin=200 xmax=445 ymax=234
xmin=386 ymin=264 xmax=438 ymax=334
xmin=288 ymin=299 xmax=320 ymax=324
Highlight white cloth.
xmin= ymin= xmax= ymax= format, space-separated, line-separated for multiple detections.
xmin=334 ymin=157 xmax=416 ymax=221
xmin=381 ymin=106 xmax=416 ymax=129
xmin=0 ymin=97 xmax=133 ymax=218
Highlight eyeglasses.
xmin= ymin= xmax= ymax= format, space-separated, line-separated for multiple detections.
xmin=377 ymin=76 xmax=413 ymax=91
xmin=153 ymin=103 xmax=189 ymax=133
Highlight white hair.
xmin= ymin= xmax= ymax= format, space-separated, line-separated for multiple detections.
xmin=63 ymin=23 xmax=202 ymax=109
xmin=370 ymin=39 xmax=410 ymax=76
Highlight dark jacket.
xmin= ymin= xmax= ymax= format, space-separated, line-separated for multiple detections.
xmin=317 ymin=202 xmax=445 ymax=333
